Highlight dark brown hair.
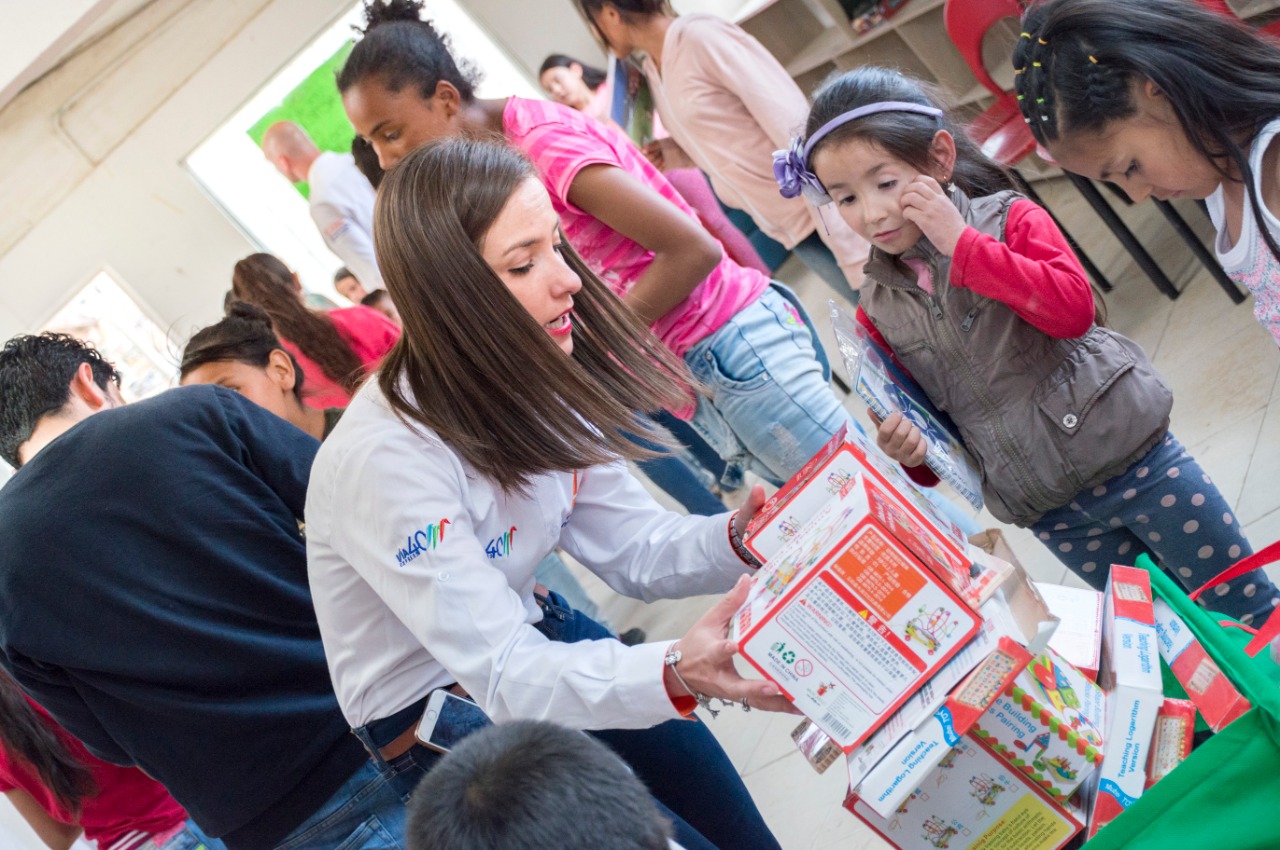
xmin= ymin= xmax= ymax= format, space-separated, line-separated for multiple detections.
xmin=0 ymin=670 xmax=96 ymax=812
xmin=806 ymin=66 xmax=1015 ymax=199
xmin=374 ymin=137 xmax=693 ymax=490
xmin=179 ymin=301 xmax=308 ymax=399
xmin=231 ymin=253 xmax=363 ymax=395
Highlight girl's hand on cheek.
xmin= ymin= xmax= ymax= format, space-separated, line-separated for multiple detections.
xmin=901 ymin=176 xmax=968 ymax=256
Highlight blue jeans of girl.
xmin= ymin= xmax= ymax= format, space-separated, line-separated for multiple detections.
xmin=1031 ymin=432 xmax=1280 ymax=624
xmin=686 ymin=283 xmax=850 ymax=486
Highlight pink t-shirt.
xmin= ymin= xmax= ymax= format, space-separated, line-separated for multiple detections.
xmin=283 ymin=305 xmax=400 ymax=408
xmin=0 ymin=697 xmax=188 ymax=850
xmin=503 ymin=96 xmax=769 ymax=358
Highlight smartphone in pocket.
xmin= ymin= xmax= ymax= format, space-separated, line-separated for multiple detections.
xmin=415 ymin=689 xmax=493 ymax=753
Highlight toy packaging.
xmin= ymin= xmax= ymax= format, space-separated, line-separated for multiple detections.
xmin=1145 ymin=698 xmax=1195 ymax=788
xmin=1152 ymin=597 xmax=1252 ymax=732
xmin=855 ymin=636 xmax=1033 ymax=818
xmin=733 ymin=477 xmax=981 ymax=751
xmin=969 ymin=647 xmax=1106 ymax=803
xmin=1083 ymin=565 xmax=1164 ymax=838
xmin=1033 ymin=582 xmax=1104 ymax=681
xmin=792 ymin=718 xmax=842 ymax=774
xmin=745 ymin=425 xmax=1004 ymax=608
xmin=845 ymin=733 xmax=1083 ymax=850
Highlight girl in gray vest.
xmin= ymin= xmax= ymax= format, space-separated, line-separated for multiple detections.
xmin=775 ymin=66 xmax=1279 ymax=625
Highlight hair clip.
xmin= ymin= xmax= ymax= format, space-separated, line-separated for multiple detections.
xmin=1020 ymin=31 xmax=1031 ymax=38
xmin=1040 ymin=115 xmax=1050 ymax=121
xmin=1014 ymin=67 xmax=1025 ymax=75
xmin=1035 ymin=97 xmax=1045 ymax=104
xmin=1038 ymin=37 xmax=1048 ymax=45
xmin=1016 ymin=94 xmax=1025 ymax=101
xmin=1089 ymin=55 xmax=1099 ymax=64
xmin=1024 ymin=117 xmax=1033 ymax=124
xmin=1032 ymin=61 xmax=1042 ymax=68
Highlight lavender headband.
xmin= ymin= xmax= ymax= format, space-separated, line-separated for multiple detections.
xmin=773 ymin=101 xmax=944 ymax=205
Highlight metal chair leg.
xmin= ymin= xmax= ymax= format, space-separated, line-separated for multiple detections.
xmin=1016 ymin=173 xmax=1114 ymax=292
xmin=1153 ymin=199 xmax=1246 ymax=304
xmin=1065 ymin=173 xmax=1182 ymax=300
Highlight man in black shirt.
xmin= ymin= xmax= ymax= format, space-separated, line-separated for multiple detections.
xmin=0 ymin=334 xmax=408 ymax=849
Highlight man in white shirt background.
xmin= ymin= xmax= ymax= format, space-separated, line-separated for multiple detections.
xmin=261 ymin=121 xmax=385 ymax=293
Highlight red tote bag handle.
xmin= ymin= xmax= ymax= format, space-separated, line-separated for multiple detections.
xmin=1189 ymin=540 xmax=1280 ymax=656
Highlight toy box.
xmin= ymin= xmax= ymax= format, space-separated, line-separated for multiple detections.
xmin=1152 ymin=597 xmax=1251 ymax=731
xmin=1145 ymin=698 xmax=1195 ymax=788
xmin=1033 ymin=582 xmax=1103 ymax=681
xmin=733 ymin=477 xmax=982 ymax=751
xmin=1082 ymin=565 xmax=1163 ymax=839
xmin=855 ymin=636 xmax=1033 ymax=818
xmin=969 ymin=647 xmax=1106 ymax=803
xmin=745 ymin=425 xmax=1003 ymax=608
xmin=845 ymin=732 xmax=1084 ymax=850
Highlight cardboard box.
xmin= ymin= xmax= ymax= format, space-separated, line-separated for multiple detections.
xmin=1033 ymin=582 xmax=1104 ymax=681
xmin=1152 ymin=597 xmax=1251 ymax=732
xmin=1083 ymin=565 xmax=1163 ymax=838
xmin=1145 ymin=698 xmax=1195 ymax=788
xmin=733 ymin=478 xmax=982 ymax=751
xmin=845 ymin=732 xmax=1083 ymax=850
xmin=855 ymin=636 xmax=1033 ymax=818
xmin=969 ymin=647 xmax=1106 ymax=803
xmin=744 ymin=426 xmax=996 ymax=606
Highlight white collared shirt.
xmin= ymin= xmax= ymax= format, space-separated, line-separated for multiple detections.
xmin=308 ymin=151 xmax=384 ymax=291
xmin=305 ymin=380 xmax=750 ymax=729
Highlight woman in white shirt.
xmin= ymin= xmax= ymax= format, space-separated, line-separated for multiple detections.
xmin=305 ymin=136 xmax=788 ymax=850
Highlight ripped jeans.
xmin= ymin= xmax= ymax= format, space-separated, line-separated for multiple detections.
xmin=684 ymin=283 xmax=850 ymax=486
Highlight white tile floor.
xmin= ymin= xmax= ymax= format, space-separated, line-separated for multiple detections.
xmin=567 ymin=177 xmax=1280 ymax=849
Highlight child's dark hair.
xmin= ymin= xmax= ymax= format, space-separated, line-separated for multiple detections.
xmin=179 ymin=302 xmax=307 ymax=397
xmin=360 ymin=289 xmax=391 ymax=308
xmin=806 ymin=66 xmax=1015 ymax=199
xmin=0 ymin=670 xmax=97 ymax=812
xmin=1015 ymin=0 xmax=1280 ymax=263
xmin=338 ymin=0 xmax=481 ymax=102
xmin=538 ymin=54 xmax=608 ymax=90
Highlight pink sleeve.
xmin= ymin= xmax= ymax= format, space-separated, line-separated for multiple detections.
xmin=507 ymin=102 xmax=629 ymax=209
xmin=950 ymin=199 xmax=1094 ymax=339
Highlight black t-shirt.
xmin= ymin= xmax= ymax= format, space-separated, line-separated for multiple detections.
xmin=0 ymin=386 xmax=365 ymax=847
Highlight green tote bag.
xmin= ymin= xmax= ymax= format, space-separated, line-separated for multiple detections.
xmin=1083 ymin=547 xmax=1280 ymax=849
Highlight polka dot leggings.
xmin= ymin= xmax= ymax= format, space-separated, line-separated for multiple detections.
xmin=1029 ymin=432 xmax=1280 ymax=624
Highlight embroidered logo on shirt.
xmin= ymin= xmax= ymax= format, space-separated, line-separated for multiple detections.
xmin=396 ymin=519 xmax=450 ymax=567
xmin=485 ymin=526 xmax=517 ymax=559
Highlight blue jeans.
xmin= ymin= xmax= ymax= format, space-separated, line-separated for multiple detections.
xmin=532 ymin=590 xmax=782 ymax=850
xmin=149 ymin=820 xmax=226 ymax=850
xmin=533 ymin=550 xmax=610 ymax=627
xmin=1030 ymin=432 xmax=1280 ymax=624
xmin=272 ymin=756 xmax=411 ymax=850
xmin=717 ymin=198 xmax=790 ymax=272
xmin=685 ymin=283 xmax=850 ymax=486
xmin=791 ymin=229 xmax=861 ymax=305
xmin=631 ymin=415 xmax=728 ymax=516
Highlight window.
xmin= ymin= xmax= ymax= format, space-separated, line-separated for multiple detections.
xmin=184 ymin=0 xmax=538 ymax=299
xmin=43 ymin=270 xmax=177 ymax=402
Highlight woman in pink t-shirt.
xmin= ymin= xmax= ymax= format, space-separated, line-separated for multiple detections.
xmin=229 ymin=253 xmax=399 ymax=408
xmin=337 ymin=0 xmax=850 ymax=487
xmin=0 ymin=671 xmax=221 ymax=850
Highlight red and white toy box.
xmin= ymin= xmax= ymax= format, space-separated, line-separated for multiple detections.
xmin=1082 ymin=565 xmax=1163 ymax=839
xmin=845 ymin=732 xmax=1083 ymax=850
xmin=745 ymin=425 xmax=1000 ymax=608
xmin=1152 ymin=597 xmax=1251 ymax=732
xmin=1033 ymin=582 xmax=1104 ymax=681
xmin=1145 ymin=698 xmax=1195 ymax=789
xmin=732 ymin=477 xmax=982 ymax=752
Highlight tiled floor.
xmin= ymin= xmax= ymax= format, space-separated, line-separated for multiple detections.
xmin=568 ymin=176 xmax=1280 ymax=849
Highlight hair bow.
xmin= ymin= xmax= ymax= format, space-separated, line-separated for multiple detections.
xmin=773 ymin=138 xmax=833 ymax=206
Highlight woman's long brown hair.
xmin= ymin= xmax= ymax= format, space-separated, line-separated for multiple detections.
xmin=231 ymin=253 xmax=364 ymax=394
xmin=0 ymin=670 xmax=96 ymax=812
xmin=374 ymin=137 xmax=695 ymax=491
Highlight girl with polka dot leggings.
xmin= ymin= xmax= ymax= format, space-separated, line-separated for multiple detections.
xmin=1030 ymin=433 xmax=1279 ymax=625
